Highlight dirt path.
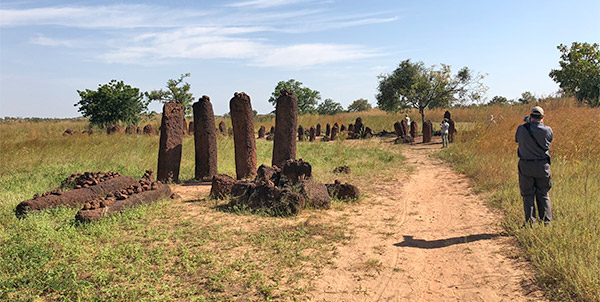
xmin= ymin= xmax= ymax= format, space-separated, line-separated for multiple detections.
xmin=310 ymin=137 xmax=545 ymax=301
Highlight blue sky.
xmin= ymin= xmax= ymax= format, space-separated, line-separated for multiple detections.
xmin=1 ymin=0 xmax=598 ymax=118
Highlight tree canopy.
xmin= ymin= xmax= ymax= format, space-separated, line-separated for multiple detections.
xmin=376 ymin=59 xmax=486 ymax=123
xmin=518 ymin=91 xmax=536 ymax=104
xmin=75 ymin=80 xmax=149 ymax=128
xmin=146 ymin=73 xmax=195 ymax=114
xmin=317 ymin=98 xmax=344 ymax=115
xmin=488 ymin=95 xmax=510 ymax=105
xmin=549 ymin=42 xmax=600 ymax=107
xmin=268 ymin=79 xmax=321 ymax=115
xmin=347 ymin=98 xmax=372 ymax=112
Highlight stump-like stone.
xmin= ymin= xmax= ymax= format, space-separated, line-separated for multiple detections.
xmin=188 ymin=121 xmax=194 ymax=135
xmin=297 ymin=125 xmax=304 ymax=141
xmin=218 ymin=121 xmax=227 ymax=135
xmin=326 ymin=123 xmax=331 ymax=136
xmin=143 ymin=124 xmax=155 ymax=135
xmin=340 ymin=124 xmax=346 ymax=132
xmin=157 ymin=101 xmax=185 ymax=183
xmin=193 ymin=95 xmax=218 ymax=180
xmin=393 ymin=121 xmax=403 ymax=137
xmin=354 ymin=117 xmax=364 ymax=135
xmin=258 ymin=126 xmax=266 ymax=138
xmin=309 ymin=126 xmax=316 ymax=141
xmin=423 ymin=120 xmax=433 ymax=143
xmin=348 ymin=123 xmax=354 ymax=133
xmin=400 ymin=120 xmax=409 ymax=137
xmin=300 ymin=181 xmax=331 ymax=209
xmin=281 ymin=159 xmax=312 ymax=185
xmin=230 ymin=92 xmax=257 ymax=180
xmin=330 ymin=123 xmax=339 ymax=140
xmin=209 ymin=174 xmax=237 ymax=199
xmin=448 ymin=119 xmax=456 ymax=143
xmin=125 ymin=125 xmax=137 ymax=135
xmin=107 ymin=125 xmax=123 ymax=135
xmin=63 ymin=129 xmax=74 ymax=136
xmin=316 ymin=124 xmax=321 ymax=136
xmin=364 ymin=127 xmax=373 ymax=138
xmin=444 ymin=110 xmax=451 ymax=120
xmin=269 ymin=126 xmax=275 ymax=135
xmin=272 ymin=89 xmax=298 ymax=168
xmin=326 ymin=180 xmax=360 ymax=200
xmin=410 ymin=121 xmax=418 ymax=138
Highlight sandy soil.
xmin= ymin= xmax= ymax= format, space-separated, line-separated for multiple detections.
xmin=309 ymin=137 xmax=545 ymax=302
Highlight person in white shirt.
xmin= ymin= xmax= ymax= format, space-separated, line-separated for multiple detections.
xmin=405 ymin=114 xmax=411 ymax=126
xmin=441 ymin=118 xmax=450 ymax=148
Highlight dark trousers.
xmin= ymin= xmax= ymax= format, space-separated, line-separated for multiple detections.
xmin=518 ymin=159 xmax=552 ymax=224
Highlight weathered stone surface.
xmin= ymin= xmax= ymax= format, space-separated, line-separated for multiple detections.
xmin=193 ymin=95 xmax=218 ymax=180
xmin=410 ymin=121 xmax=418 ymax=138
xmin=266 ymin=133 xmax=274 ymax=141
xmin=333 ymin=166 xmax=351 ymax=174
xmin=364 ymin=127 xmax=373 ymax=138
xmin=157 ymin=101 xmax=185 ymax=183
xmin=394 ymin=121 xmax=403 ymax=137
xmin=400 ymin=120 xmax=409 ymax=137
xmin=16 ymin=176 xmax=137 ymax=218
xmin=125 ymin=125 xmax=137 ymax=135
xmin=107 ymin=125 xmax=123 ymax=135
xmin=63 ymin=129 xmax=74 ymax=136
xmin=258 ymin=126 xmax=266 ymax=138
xmin=300 ymin=181 xmax=331 ymax=209
xmin=143 ymin=124 xmax=155 ymax=135
xmin=348 ymin=123 xmax=354 ymax=133
xmin=423 ymin=120 xmax=433 ymax=143
xmin=325 ymin=123 xmax=331 ymax=136
xmin=269 ymin=126 xmax=275 ymax=135
xmin=255 ymin=164 xmax=281 ymax=187
xmin=309 ymin=126 xmax=316 ymax=141
xmin=75 ymin=183 xmax=171 ymax=222
xmin=281 ymin=159 xmax=312 ymax=185
xmin=448 ymin=119 xmax=457 ymax=143
xmin=340 ymin=124 xmax=346 ymax=132
xmin=230 ymin=182 xmax=305 ymax=216
xmin=272 ymin=89 xmax=298 ymax=168
xmin=218 ymin=121 xmax=227 ymax=135
xmin=297 ymin=125 xmax=304 ymax=141
xmin=330 ymin=123 xmax=339 ymax=140
xmin=354 ymin=117 xmax=364 ymax=135
xmin=444 ymin=110 xmax=451 ymax=120
xmin=230 ymin=92 xmax=257 ymax=180
xmin=188 ymin=121 xmax=194 ymax=135
xmin=326 ymin=180 xmax=360 ymax=200
xmin=209 ymin=174 xmax=237 ymax=199
xmin=316 ymin=123 xmax=321 ymax=136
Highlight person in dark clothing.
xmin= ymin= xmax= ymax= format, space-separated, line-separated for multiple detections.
xmin=515 ymin=106 xmax=553 ymax=225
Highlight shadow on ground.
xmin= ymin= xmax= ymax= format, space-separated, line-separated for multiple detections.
xmin=393 ymin=233 xmax=505 ymax=249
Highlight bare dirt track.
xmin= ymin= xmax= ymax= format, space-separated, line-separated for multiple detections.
xmin=309 ymin=137 xmax=546 ymax=302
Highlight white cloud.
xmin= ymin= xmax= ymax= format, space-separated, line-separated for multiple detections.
xmin=29 ymin=34 xmax=74 ymax=47
xmin=227 ymin=0 xmax=311 ymax=8
xmin=251 ymin=44 xmax=379 ymax=68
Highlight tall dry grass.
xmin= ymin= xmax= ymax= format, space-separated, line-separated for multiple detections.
xmin=439 ymin=98 xmax=600 ymax=301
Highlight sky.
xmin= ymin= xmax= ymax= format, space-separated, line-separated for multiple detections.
xmin=0 ymin=0 xmax=599 ymax=118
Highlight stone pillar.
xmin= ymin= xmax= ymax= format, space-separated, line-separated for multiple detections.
xmin=218 ymin=121 xmax=227 ymax=135
xmin=272 ymin=89 xmax=298 ymax=168
xmin=348 ymin=124 xmax=354 ymax=133
xmin=444 ymin=110 xmax=451 ymax=120
xmin=193 ymin=95 xmax=218 ymax=180
xmin=316 ymin=123 xmax=321 ymax=136
xmin=230 ymin=92 xmax=257 ymax=179
xmin=157 ymin=101 xmax=184 ymax=183
xmin=400 ymin=120 xmax=409 ymax=137
xmin=258 ymin=126 xmax=266 ymax=138
xmin=143 ymin=124 xmax=155 ymax=135
xmin=393 ymin=121 xmax=403 ymax=137
xmin=448 ymin=119 xmax=456 ymax=143
xmin=188 ymin=121 xmax=194 ymax=135
xmin=269 ymin=126 xmax=275 ymax=135
xmin=423 ymin=120 xmax=432 ymax=143
xmin=354 ymin=117 xmax=364 ymax=135
xmin=410 ymin=121 xmax=418 ymax=138
xmin=309 ymin=126 xmax=316 ymax=141
xmin=298 ymin=125 xmax=304 ymax=141
xmin=330 ymin=123 xmax=339 ymax=140
xmin=326 ymin=123 xmax=331 ymax=136
xmin=340 ymin=124 xmax=346 ymax=132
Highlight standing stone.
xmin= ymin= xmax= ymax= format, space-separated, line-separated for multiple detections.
xmin=423 ymin=120 xmax=433 ymax=143
xmin=410 ymin=121 xmax=418 ymax=138
xmin=448 ymin=119 xmax=456 ymax=143
xmin=258 ymin=125 xmax=266 ymax=138
xmin=354 ymin=117 xmax=364 ymax=135
xmin=272 ymin=89 xmax=298 ymax=168
xmin=348 ymin=123 xmax=354 ymax=133
xmin=182 ymin=117 xmax=188 ymax=135
xmin=340 ymin=124 xmax=346 ymax=132
xmin=309 ymin=126 xmax=316 ymax=141
xmin=298 ymin=125 xmax=304 ymax=141
xmin=218 ymin=121 xmax=227 ymax=135
xmin=107 ymin=125 xmax=123 ymax=135
xmin=393 ymin=121 xmax=403 ymax=137
xmin=125 ymin=125 xmax=137 ymax=135
xmin=188 ymin=121 xmax=194 ymax=135
xmin=444 ymin=110 xmax=451 ymax=120
xmin=316 ymin=124 xmax=321 ymax=136
xmin=330 ymin=123 xmax=339 ymax=140
xmin=157 ymin=101 xmax=184 ymax=183
xmin=143 ymin=124 xmax=155 ymax=135
xmin=400 ymin=120 xmax=409 ymax=137
xmin=325 ymin=123 xmax=331 ymax=136
xmin=193 ymin=95 xmax=218 ymax=180
xmin=230 ymin=92 xmax=257 ymax=180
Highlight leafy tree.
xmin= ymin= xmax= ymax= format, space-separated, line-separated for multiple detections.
xmin=549 ymin=42 xmax=600 ymax=107
xmin=376 ymin=59 xmax=486 ymax=123
xmin=489 ymin=95 xmax=510 ymax=105
xmin=75 ymin=80 xmax=148 ymax=128
xmin=268 ymin=79 xmax=320 ymax=115
xmin=317 ymin=98 xmax=344 ymax=115
xmin=146 ymin=73 xmax=194 ymax=114
xmin=347 ymin=98 xmax=372 ymax=112
xmin=518 ymin=91 xmax=536 ymax=104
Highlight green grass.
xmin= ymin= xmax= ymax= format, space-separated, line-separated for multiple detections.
xmin=0 ymin=120 xmax=404 ymax=301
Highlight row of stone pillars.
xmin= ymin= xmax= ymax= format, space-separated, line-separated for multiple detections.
xmin=156 ymin=89 xmax=299 ymax=182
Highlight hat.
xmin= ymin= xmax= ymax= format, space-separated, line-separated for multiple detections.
xmin=531 ymin=106 xmax=544 ymax=116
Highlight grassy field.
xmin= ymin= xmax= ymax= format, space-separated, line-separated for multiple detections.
xmin=0 ymin=118 xmax=404 ymax=301
xmin=438 ymin=98 xmax=600 ymax=302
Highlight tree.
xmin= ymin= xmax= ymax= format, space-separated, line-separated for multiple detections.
xmin=317 ymin=98 xmax=344 ymax=115
xmin=75 ymin=80 xmax=149 ymax=128
xmin=347 ymin=98 xmax=372 ymax=112
xmin=518 ymin=91 xmax=536 ymax=104
xmin=268 ymin=79 xmax=320 ymax=115
xmin=146 ymin=73 xmax=194 ymax=114
xmin=376 ymin=59 xmax=486 ymax=124
xmin=489 ymin=95 xmax=510 ymax=105
xmin=549 ymin=42 xmax=600 ymax=107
